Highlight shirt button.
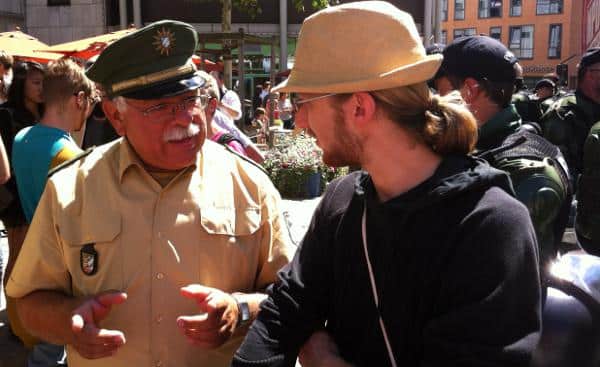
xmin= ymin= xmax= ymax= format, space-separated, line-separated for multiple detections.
xmin=156 ymin=314 xmax=163 ymax=323
xmin=156 ymin=272 xmax=164 ymax=280
xmin=155 ymin=360 xmax=163 ymax=367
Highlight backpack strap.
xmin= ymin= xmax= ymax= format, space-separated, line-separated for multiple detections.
xmin=216 ymin=132 xmax=243 ymax=147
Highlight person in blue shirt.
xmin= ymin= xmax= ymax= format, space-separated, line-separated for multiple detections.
xmin=11 ymin=58 xmax=97 ymax=367
xmin=13 ymin=58 xmax=96 ymax=222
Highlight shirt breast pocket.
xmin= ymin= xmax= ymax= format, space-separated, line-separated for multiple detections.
xmin=198 ymin=206 xmax=262 ymax=290
xmin=60 ymin=215 xmax=123 ymax=296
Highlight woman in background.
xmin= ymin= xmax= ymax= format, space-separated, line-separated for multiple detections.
xmin=0 ymin=60 xmax=44 ymax=348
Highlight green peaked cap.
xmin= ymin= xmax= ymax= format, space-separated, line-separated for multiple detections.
xmin=86 ymin=20 xmax=205 ymax=99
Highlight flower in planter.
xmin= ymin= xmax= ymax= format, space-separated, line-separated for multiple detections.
xmin=262 ymin=132 xmax=348 ymax=199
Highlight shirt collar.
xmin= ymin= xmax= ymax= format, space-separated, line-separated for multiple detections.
xmin=117 ymin=138 xmax=200 ymax=183
xmin=477 ymin=104 xmax=522 ymax=151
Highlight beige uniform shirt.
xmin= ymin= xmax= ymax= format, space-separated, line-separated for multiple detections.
xmin=7 ymin=138 xmax=294 ymax=367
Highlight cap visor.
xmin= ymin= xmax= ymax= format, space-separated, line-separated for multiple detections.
xmin=122 ymin=74 xmax=206 ymax=100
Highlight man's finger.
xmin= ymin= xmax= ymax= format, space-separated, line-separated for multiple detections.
xmin=72 ymin=320 xmax=127 ymax=346
xmin=95 ymin=292 xmax=128 ymax=308
xmin=180 ymin=325 xmax=221 ymax=340
xmin=177 ymin=314 xmax=219 ymax=331
xmin=71 ymin=313 xmax=85 ymax=333
xmin=180 ymin=285 xmax=212 ymax=304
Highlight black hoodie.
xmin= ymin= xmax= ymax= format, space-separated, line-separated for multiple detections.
xmin=233 ymin=155 xmax=541 ymax=367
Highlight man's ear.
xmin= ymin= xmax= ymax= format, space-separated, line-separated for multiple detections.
xmin=74 ymin=91 xmax=86 ymax=110
xmin=101 ymin=99 xmax=126 ymax=136
xmin=348 ymin=92 xmax=376 ymax=126
xmin=461 ymin=78 xmax=482 ymax=103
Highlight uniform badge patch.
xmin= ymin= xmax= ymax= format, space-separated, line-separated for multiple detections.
xmin=80 ymin=244 xmax=98 ymax=276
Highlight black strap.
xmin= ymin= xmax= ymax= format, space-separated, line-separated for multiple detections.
xmin=216 ymin=133 xmax=242 ymax=146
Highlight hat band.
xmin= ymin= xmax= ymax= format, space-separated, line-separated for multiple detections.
xmin=110 ymin=63 xmax=196 ymax=95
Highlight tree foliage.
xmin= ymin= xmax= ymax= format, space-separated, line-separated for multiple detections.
xmin=188 ymin=0 xmax=332 ymax=18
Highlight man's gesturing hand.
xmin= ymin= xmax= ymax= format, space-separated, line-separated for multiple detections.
xmin=177 ymin=284 xmax=238 ymax=349
xmin=70 ymin=291 xmax=127 ymax=359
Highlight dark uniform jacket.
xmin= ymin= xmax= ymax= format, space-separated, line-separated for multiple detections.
xmin=232 ymin=156 xmax=541 ymax=367
xmin=541 ymin=90 xmax=600 ymax=181
xmin=576 ymin=120 xmax=600 ymax=254
xmin=475 ymin=105 xmax=571 ymax=273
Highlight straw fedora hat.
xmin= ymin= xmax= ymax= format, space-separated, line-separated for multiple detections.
xmin=273 ymin=1 xmax=442 ymax=94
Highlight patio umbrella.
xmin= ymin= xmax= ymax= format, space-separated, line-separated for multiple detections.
xmin=42 ymin=28 xmax=136 ymax=60
xmin=0 ymin=30 xmax=62 ymax=63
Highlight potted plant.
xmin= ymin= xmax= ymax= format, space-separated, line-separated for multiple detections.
xmin=262 ymin=132 xmax=348 ymax=199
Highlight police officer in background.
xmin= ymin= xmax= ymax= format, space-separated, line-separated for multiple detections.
xmin=542 ymin=48 xmax=600 ymax=182
xmin=5 ymin=20 xmax=293 ymax=367
xmin=542 ymin=48 xmax=600 ymax=254
xmin=435 ymin=35 xmax=572 ymax=278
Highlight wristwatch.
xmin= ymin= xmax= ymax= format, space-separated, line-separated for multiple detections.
xmin=232 ymin=293 xmax=251 ymax=328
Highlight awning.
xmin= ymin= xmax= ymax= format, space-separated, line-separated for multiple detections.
xmin=42 ymin=28 xmax=137 ymax=60
xmin=0 ymin=31 xmax=62 ymax=63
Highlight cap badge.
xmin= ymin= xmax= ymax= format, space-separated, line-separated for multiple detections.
xmin=153 ymin=27 xmax=176 ymax=56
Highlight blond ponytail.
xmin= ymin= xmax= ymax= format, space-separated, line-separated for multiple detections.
xmin=371 ymin=85 xmax=477 ymax=155
xmin=422 ymin=91 xmax=477 ymax=155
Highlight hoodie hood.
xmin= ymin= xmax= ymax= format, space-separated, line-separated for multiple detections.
xmin=358 ymin=155 xmax=515 ymax=213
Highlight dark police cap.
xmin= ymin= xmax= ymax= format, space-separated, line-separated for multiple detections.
xmin=86 ymin=20 xmax=205 ymax=99
xmin=580 ymin=47 xmax=600 ymax=68
xmin=440 ymin=35 xmax=518 ymax=82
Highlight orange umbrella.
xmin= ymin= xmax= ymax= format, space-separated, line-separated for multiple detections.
xmin=43 ymin=28 xmax=136 ymax=60
xmin=0 ymin=30 xmax=62 ymax=63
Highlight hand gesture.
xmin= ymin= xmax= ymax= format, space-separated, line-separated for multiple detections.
xmin=177 ymin=284 xmax=238 ymax=349
xmin=70 ymin=291 xmax=127 ymax=359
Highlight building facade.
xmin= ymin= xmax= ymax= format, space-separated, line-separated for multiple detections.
xmin=441 ymin=0 xmax=584 ymax=87
xmin=24 ymin=1 xmax=423 ymax=46
xmin=584 ymin=0 xmax=600 ymax=49
xmin=0 ymin=0 xmax=25 ymax=32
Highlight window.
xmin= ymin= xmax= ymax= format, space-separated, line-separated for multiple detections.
xmin=537 ymin=0 xmax=563 ymax=14
xmin=454 ymin=28 xmax=477 ymax=40
xmin=47 ymin=0 xmax=70 ymax=5
xmin=509 ymin=25 xmax=534 ymax=59
xmin=548 ymin=24 xmax=562 ymax=59
xmin=479 ymin=0 xmax=502 ymax=18
xmin=441 ymin=30 xmax=448 ymax=45
xmin=490 ymin=26 xmax=502 ymax=41
xmin=455 ymin=0 xmax=465 ymax=20
xmin=510 ymin=0 xmax=522 ymax=16
xmin=442 ymin=0 xmax=448 ymax=21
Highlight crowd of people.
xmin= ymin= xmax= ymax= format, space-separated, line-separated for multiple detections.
xmin=0 ymin=1 xmax=599 ymax=366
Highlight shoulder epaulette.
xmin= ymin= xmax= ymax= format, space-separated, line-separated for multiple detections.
xmin=224 ymin=145 xmax=268 ymax=175
xmin=48 ymin=146 xmax=95 ymax=178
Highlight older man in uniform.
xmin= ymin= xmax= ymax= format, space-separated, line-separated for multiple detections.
xmin=6 ymin=20 xmax=293 ymax=367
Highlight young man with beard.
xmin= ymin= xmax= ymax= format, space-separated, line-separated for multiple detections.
xmin=6 ymin=20 xmax=293 ymax=367
xmin=232 ymin=2 xmax=541 ymax=367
